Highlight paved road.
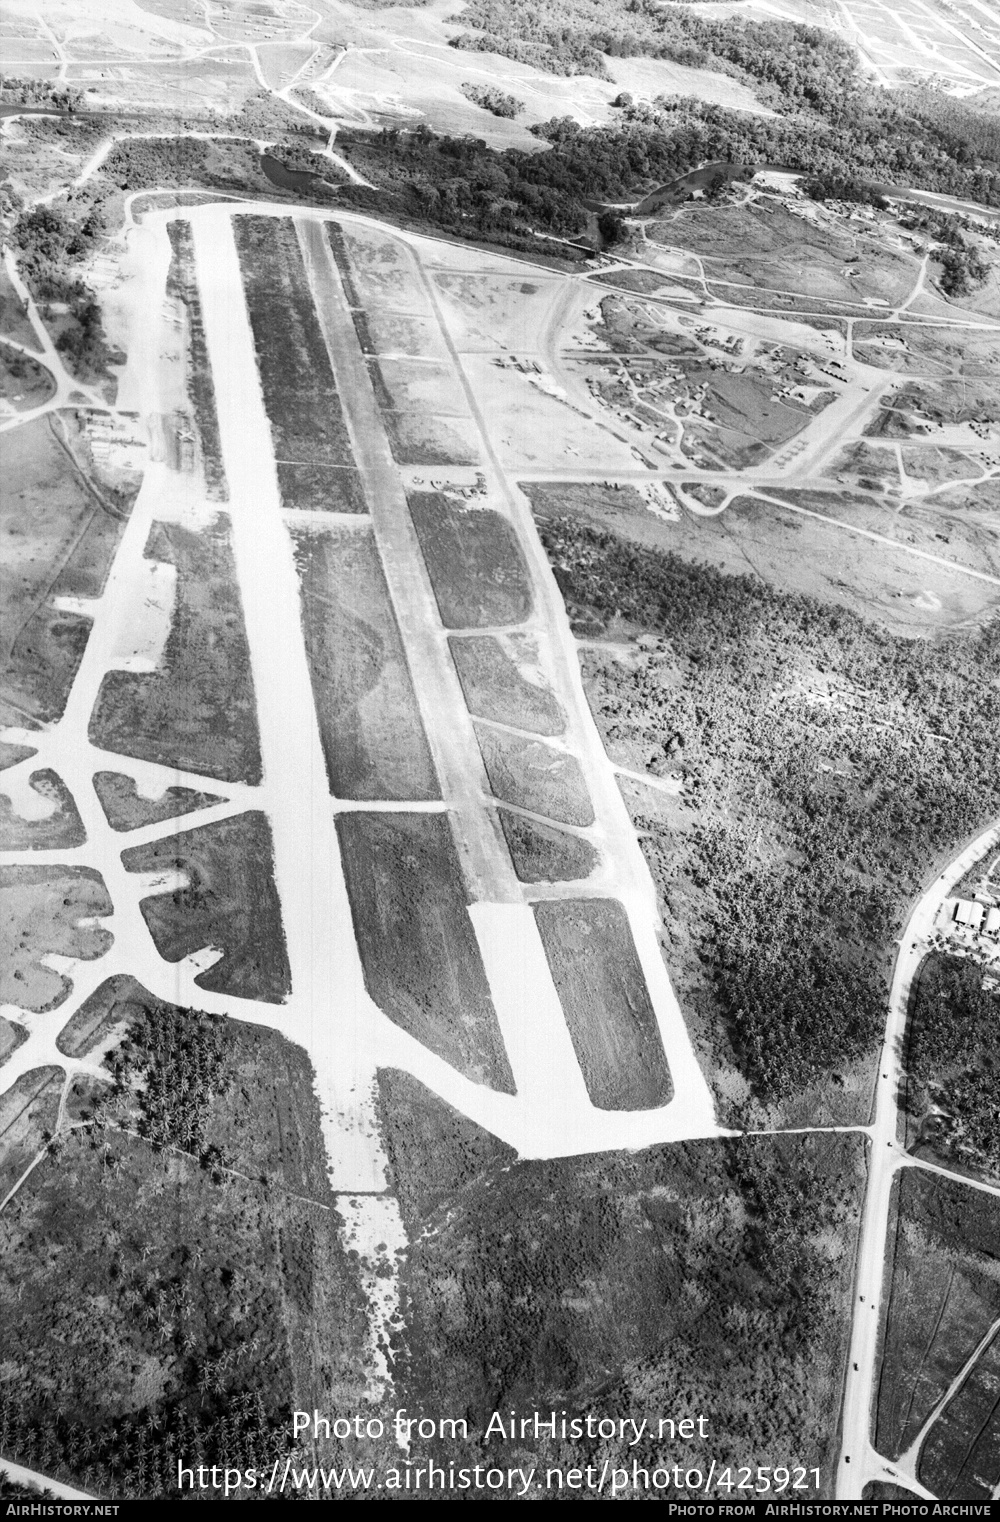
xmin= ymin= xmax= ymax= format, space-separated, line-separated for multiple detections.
xmin=836 ymin=818 xmax=1000 ymax=1499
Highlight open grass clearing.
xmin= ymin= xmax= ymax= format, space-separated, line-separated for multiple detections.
xmin=290 ymin=524 xmax=439 ymax=801
xmin=409 ymin=490 xmax=533 ymax=628
xmin=337 ymin=811 xmax=514 ymax=1092
xmin=496 ymin=807 xmax=598 ymax=884
xmin=121 ymin=812 xmax=290 ymax=1004
xmin=449 ymin=632 xmax=566 ymax=736
xmin=90 ymin=516 xmax=262 ymax=784
xmin=475 ymin=723 xmax=595 ymax=827
xmin=0 ymin=866 xmax=112 ymax=1013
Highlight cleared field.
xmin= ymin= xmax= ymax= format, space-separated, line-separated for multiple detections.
xmin=534 ymin=898 xmax=672 ymax=1111
xmin=0 ymin=1067 xmax=61 ymax=1199
xmin=337 ymin=813 xmax=514 ymax=1092
xmin=165 ymin=218 xmax=226 ymax=500
xmin=875 ymin=1169 xmax=1000 ymax=1462
xmin=463 ymin=352 xmax=641 ymax=473
xmin=382 ymin=411 xmax=479 ymax=468
xmin=93 ymin=771 xmax=222 ymax=832
xmin=0 ymin=770 xmax=85 ymax=850
xmin=854 ymin=324 xmax=1000 ymax=377
xmin=449 ymin=633 xmax=566 ymax=735
xmin=90 ymin=517 xmax=262 ymax=785
xmin=476 ymin=724 xmax=595 ymax=827
xmin=409 ymin=491 xmax=533 ymax=628
xmin=497 ymin=808 xmax=598 ymax=883
xmin=336 ymin=226 xmax=431 ymax=315
xmin=232 ymin=215 xmax=365 ymax=513
xmin=651 ymin=203 xmax=915 ymax=307
xmin=0 ymin=866 xmax=112 ymax=1012
xmin=56 ymin=973 xmax=141 ymax=1059
xmin=291 ymin=525 xmax=439 ymax=801
xmin=432 ymin=271 xmax=562 ymax=352
xmin=352 ymin=309 xmax=449 ymax=361
xmin=121 ymin=812 xmax=290 ymax=1004
xmin=2 ymin=413 xmax=126 ymax=728
xmin=919 ymin=1336 xmax=1000 ymax=1499
xmin=368 ymin=357 xmax=468 ymax=416
xmin=765 ymin=488 xmax=1000 ymax=583
xmin=522 ymin=481 xmax=1000 ymax=636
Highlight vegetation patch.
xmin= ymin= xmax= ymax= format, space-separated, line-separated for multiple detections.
xmin=905 ymin=953 xmax=1000 ymax=1184
xmin=476 ymin=723 xmax=594 ymax=827
xmin=536 ymin=514 xmax=1000 ymax=1122
xmin=0 ymin=866 xmax=112 ymax=1012
xmin=0 ymin=341 xmax=54 ymax=410
xmin=460 ymin=82 xmax=523 ymax=118
xmin=90 ymin=517 xmax=262 ymax=785
xmin=449 ymin=633 xmax=565 ymax=735
xmin=376 ymin=1068 xmax=516 ymax=1236
xmin=232 ymin=215 xmax=361 ymax=512
xmin=291 ymin=526 xmax=439 ymax=801
xmin=274 ymin=461 xmax=367 ymax=515
xmin=0 ymin=770 xmax=85 ymax=850
xmin=0 ymin=1067 xmax=61 ymax=1200
xmin=0 ymin=1000 xmax=370 ymax=1497
xmin=382 ymin=411 xmax=479 ymax=467
xmin=919 ymin=1334 xmax=1000 ymax=1499
xmin=337 ymin=812 xmax=515 ymax=1092
xmin=497 ymin=808 xmax=598 ymax=883
xmin=121 ymin=812 xmax=290 ymax=1004
xmin=2 ymin=413 xmax=126 ymax=728
xmin=93 ymin=771 xmax=223 ymax=833
xmin=165 ymin=219 xmax=226 ymax=500
xmin=390 ymin=1122 xmax=864 ymax=1500
xmin=409 ymin=491 xmax=533 ymax=627
xmin=876 ymin=1169 xmax=1000 ymax=1478
xmin=535 ymin=897 xmax=672 ymax=1109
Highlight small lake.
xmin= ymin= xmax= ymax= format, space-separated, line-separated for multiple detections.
xmin=260 ymin=153 xmax=320 ymax=192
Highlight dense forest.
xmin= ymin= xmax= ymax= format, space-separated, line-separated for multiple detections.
xmin=11 ymin=204 xmax=112 ymax=374
xmin=535 ymin=517 xmax=1000 ymax=1107
xmin=907 ymin=952 xmax=1000 ymax=1177
xmin=336 ymin=74 xmax=1000 ymax=252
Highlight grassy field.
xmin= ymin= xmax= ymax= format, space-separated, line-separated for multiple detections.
xmin=449 ymin=633 xmax=566 ymax=735
xmin=2 ymin=414 xmax=126 ymax=728
xmin=121 ymin=812 xmax=290 ymax=1004
xmin=0 ymin=343 xmax=54 ymax=410
xmin=387 ymin=1112 xmax=864 ymax=1500
xmin=535 ymin=898 xmax=673 ymax=1109
xmin=336 ymin=226 xmax=431 ymax=316
xmin=369 ymin=357 xmax=468 ymax=415
xmin=291 ymin=525 xmax=439 ymax=801
xmin=0 ymin=769 xmax=85 ymax=850
xmin=93 ymin=771 xmax=222 ymax=833
xmin=165 ymin=219 xmax=227 ymax=501
xmin=476 ymin=724 xmax=594 ymax=827
xmin=0 ymin=866 xmax=112 ymax=1013
xmin=409 ymin=492 xmax=533 ymax=628
xmin=919 ymin=1335 xmax=1000 ymax=1498
xmin=0 ymin=1067 xmax=61 ymax=1200
xmin=382 ymin=411 xmax=480 ymax=468
xmin=90 ymin=517 xmax=262 ymax=785
xmin=496 ymin=807 xmax=598 ymax=882
xmin=0 ymin=264 xmax=37 ymax=348
xmin=0 ymin=994 xmax=372 ymax=1498
xmin=337 ymin=812 xmax=514 ymax=1091
xmin=232 ymin=215 xmax=363 ymax=513
xmin=523 ymin=477 xmax=1000 ymax=635
xmin=876 ymin=1169 xmax=1000 ymax=1484
xmin=533 ymin=508 xmax=1000 ymax=1123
